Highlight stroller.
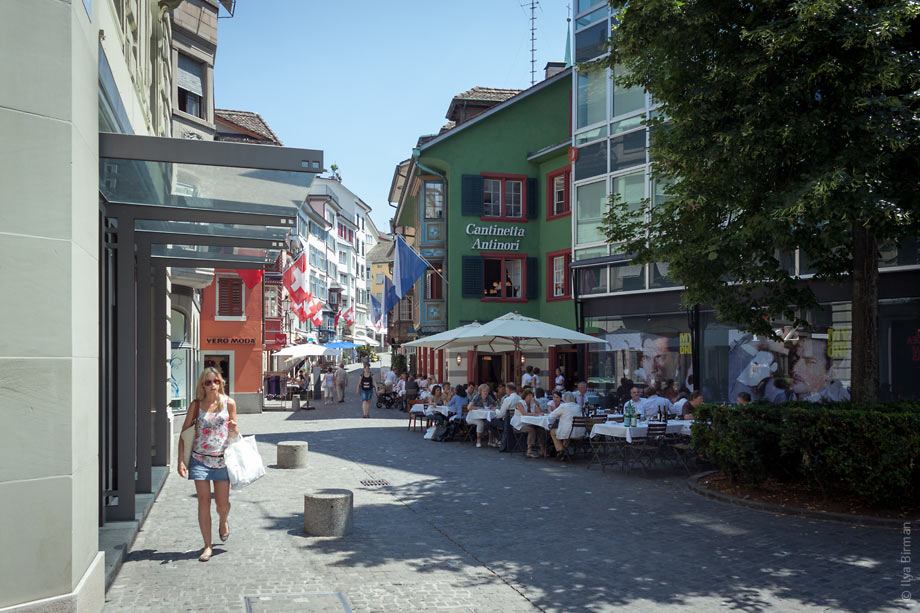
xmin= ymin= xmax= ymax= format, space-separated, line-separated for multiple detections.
xmin=375 ymin=384 xmax=399 ymax=410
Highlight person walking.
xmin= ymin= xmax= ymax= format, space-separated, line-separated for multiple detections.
xmin=334 ymin=363 xmax=348 ymax=403
xmin=177 ymin=367 xmax=239 ymax=562
xmin=356 ymin=363 xmax=377 ymax=418
xmin=322 ymin=367 xmax=335 ymax=405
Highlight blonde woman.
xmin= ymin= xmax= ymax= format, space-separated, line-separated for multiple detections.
xmin=177 ymin=367 xmax=239 ymax=562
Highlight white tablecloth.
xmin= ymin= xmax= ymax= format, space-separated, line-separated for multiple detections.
xmin=424 ymin=405 xmax=451 ymax=417
xmin=589 ymin=420 xmax=693 ymax=443
xmin=467 ymin=409 xmax=496 ymax=422
xmin=510 ymin=413 xmax=554 ymax=431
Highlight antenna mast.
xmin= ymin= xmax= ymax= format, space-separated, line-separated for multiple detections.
xmin=521 ymin=0 xmax=540 ymax=85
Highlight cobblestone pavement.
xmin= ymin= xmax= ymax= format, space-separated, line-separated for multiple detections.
xmin=106 ymin=376 xmax=915 ymax=612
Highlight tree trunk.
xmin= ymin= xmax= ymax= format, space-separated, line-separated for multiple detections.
xmin=850 ymin=222 xmax=879 ymax=404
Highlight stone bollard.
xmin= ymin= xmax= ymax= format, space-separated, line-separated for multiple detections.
xmin=303 ymin=489 xmax=353 ymax=537
xmin=276 ymin=441 xmax=308 ymax=468
xmin=292 ymin=395 xmax=300 ymax=411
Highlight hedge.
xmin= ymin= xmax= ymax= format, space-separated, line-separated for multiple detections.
xmin=691 ymin=402 xmax=920 ymax=506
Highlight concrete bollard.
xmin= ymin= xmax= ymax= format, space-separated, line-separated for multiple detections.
xmin=303 ymin=489 xmax=353 ymax=537
xmin=277 ymin=441 xmax=309 ymax=468
xmin=292 ymin=395 xmax=300 ymax=411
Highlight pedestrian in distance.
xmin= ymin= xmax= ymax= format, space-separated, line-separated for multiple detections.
xmin=323 ymin=367 xmax=335 ymax=405
xmin=177 ymin=367 xmax=239 ymax=562
xmin=356 ymin=363 xmax=377 ymax=418
xmin=334 ymin=363 xmax=348 ymax=403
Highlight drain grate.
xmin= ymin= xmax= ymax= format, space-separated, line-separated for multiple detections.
xmin=359 ymin=479 xmax=390 ymax=487
xmin=244 ymin=592 xmax=351 ymax=613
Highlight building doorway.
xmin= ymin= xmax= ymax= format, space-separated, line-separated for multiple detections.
xmin=552 ymin=346 xmax=578 ymax=390
xmin=203 ymin=353 xmax=232 ymax=394
xmin=477 ymin=353 xmax=504 ymax=387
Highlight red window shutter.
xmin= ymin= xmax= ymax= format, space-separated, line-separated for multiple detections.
xmin=437 ymin=350 xmax=444 ymax=384
xmin=218 ymin=277 xmax=243 ymax=316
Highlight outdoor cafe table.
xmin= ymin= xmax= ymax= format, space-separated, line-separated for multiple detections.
xmin=424 ymin=405 xmax=451 ymax=417
xmin=589 ymin=419 xmax=694 ymax=443
xmin=466 ymin=408 xmax=496 ymax=422
xmin=510 ymin=413 xmax=555 ymax=430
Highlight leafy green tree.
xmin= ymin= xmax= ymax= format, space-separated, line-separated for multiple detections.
xmin=598 ymin=0 xmax=920 ymax=402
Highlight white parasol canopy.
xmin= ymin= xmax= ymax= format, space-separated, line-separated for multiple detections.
xmin=402 ymin=322 xmax=484 ymax=348
xmin=423 ymin=312 xmax=606 ymax=353
xmin=274 ymin=343 xmax=338 ymax=358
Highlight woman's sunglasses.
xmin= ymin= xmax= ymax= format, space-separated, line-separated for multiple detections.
xmin=204 ymin=380 xmax=220 ymax=386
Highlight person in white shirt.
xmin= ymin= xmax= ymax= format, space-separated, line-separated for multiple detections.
xmin=531 ymin=367 xmax=541 ymax=390
xmin=622 ymin=387 xmax=642 ymax=415
xmin=521 ymin=366 xmax=534 ymax=389
xmin=384 ymin=367 xmax=397 ymax=393
xmin=554 ymin=367 xmax=566 ymax=392
xmin=548 ymin=392 xmax=585 ymax=455
xmin=489 ymin=383 xmax=524 ymax=450
xmin=574 ymin=381 xmax=589 ymax=410
xmin=640 ymin=387 xmax=672 ymax=419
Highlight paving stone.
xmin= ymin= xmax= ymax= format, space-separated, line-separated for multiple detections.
xmin=104 ymin=368 xmax=914 ymax=612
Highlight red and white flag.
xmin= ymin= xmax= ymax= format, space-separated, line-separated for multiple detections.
xmin=306 ymin=296 xmax=324 ymax=327
xmin=343 ymin=305 xmax=355 ymax=327
xmin=282 ymin=254 xmax=309 ymax=306
xmin=291 ymin=301 xmax=308 ymax=323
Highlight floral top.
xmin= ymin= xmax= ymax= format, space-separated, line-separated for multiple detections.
xmin=192 ymin=396 xmax=230 ymax=468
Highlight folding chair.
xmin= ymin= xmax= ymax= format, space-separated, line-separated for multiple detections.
xmin=632 ymin=421 xmax=668 ymax=472
xmin=407 ymin=399 xmax=427 ymax=432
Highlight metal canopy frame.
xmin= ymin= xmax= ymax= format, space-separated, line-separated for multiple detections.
xmin=100 ymin=133 xmax=322 ymax=522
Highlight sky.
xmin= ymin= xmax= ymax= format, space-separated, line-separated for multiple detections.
xmin=213 ymin=0 xmax=571 ymax=232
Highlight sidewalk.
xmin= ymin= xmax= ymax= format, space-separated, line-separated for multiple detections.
xmin=104 ymin=386 xmax=906 ymax=612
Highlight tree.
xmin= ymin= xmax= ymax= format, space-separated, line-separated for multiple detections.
xmin=598 ymin=0 xmax=920 ymax=402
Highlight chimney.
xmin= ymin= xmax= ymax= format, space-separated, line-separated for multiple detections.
xmin=544 ymin=61 xmax=566 ymax=80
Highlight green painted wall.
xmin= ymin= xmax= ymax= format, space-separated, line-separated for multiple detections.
xmin=418 ymin=74 xmax=575 ymax=330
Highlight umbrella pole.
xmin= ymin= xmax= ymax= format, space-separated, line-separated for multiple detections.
xmin=514 ymin=339 xmax=521 ymax=389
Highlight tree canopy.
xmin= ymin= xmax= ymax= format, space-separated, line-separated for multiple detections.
xmin=597 ymin=0 xmax=920 ymax=400
xmin=598 ymin=0 xmax=919 ymax=330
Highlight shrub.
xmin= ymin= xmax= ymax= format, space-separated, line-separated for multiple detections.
xmin=691 ymin=402 xmax=920 ymax=506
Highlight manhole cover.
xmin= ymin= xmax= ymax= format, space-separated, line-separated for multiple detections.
xmin=244 ymin=592 xmax=351 ymax=613
xmin=359 ymin=479 xmax=390 ymax=486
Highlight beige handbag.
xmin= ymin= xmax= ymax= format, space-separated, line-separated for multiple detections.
xmin=180 ymin=424 xmax=195 ymax=466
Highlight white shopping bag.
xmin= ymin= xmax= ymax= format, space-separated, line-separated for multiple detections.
xmin=423 ymin=426 xmax=436 ymax=440
xmin=224 ymin=435 xmax=265 ymax=490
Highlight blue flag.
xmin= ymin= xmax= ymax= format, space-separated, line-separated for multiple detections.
xmin=383 ymin=276 xmax=399 ymax=315
xmin=370 ymin=293 xmax=383 ymax=326
xmin=393 ymin=235 xmax=428 ymax=298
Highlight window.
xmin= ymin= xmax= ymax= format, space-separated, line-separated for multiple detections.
xmin=578 ymin=265 xmax=608 ymax=295
xmin=425 ymin=262 xmax=443 ymax=300
xmin=575 ymin=20 xmax=608 ymax=63
xmin=339 ymin=251 xmax=346 ymax=265
xmin=574 ymin=140 xmax=607 ymax=181
xmin=216 ymin=277 xmax=243 ymax=317
xmin=576 ymin=180 xmax=607 ymax=245
xmin=339 ymin=273 xmax=349 ymax=287
xmin=177 ymin=54 xmax=205 ymax=119
xmin=612 ymin=65 xmax=646 ymax=118
xmin=424 ymin=182 xmax=444 ymax=219
xmin=399 ymin=295 xmax=413 ymax=321
xmin=337 ymin=223 xmax=354 ymax=243
xmin=576 ymin=68 xmax=607 ymax=129
xmin=481 ymin=174 xmax=526 ymax=220
xmin=546 ymin=168 xmax=571 ymax=220
xmin=547 ymin=250 xmax=572 ymax=300
xmin=309 ymin=222 xmax=328 ymax=241
xmin=483 ymin=256 xmax=524 ymax=300
xmin=375 ymin=273 xmax=384 ymax=284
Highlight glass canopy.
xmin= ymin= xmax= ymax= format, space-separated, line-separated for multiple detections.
xmin=150 ymin=243 xmax=279 ymax=264
xmin=134 ymin=220 xmax=290 ymax=244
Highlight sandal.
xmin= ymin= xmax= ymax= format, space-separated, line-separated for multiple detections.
xmin=198 ymin=548 xmax=212 ymax=562
xmin=219 ymin=523 xmax=230 ymax=542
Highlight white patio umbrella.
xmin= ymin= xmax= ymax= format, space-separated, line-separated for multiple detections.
xmin=402 ymin=321 xmax=483 ymax=348
xmin=274 ymin=343 xmax=337 ymax=358
xmin=423 ymin=312 xmax=607 ymax=383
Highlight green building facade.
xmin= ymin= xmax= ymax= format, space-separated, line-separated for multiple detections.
xmin=393 ymin=69 xmax=577 ymax=385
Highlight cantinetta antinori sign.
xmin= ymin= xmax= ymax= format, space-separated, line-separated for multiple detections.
xmin=465 ymin=223 xmax=525 ymax=251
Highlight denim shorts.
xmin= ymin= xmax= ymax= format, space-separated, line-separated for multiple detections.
xmin=188 ymin=456 xmax=229 ymax=482
xmin=360 ymin=389 xmax=373 ymax=402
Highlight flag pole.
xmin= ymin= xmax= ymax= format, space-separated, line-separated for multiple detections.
xmin=397 ymin=234 xmax=449 ymax=285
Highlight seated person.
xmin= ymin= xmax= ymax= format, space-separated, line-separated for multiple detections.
xmin=445 ymin=384 xmax=468 ymax=423
xmin=682 ymin=391 xmax=704 ymax=420
xmin=640 ymin=386 xmax=673 ymax=419
xmin=574 ymin=381 xmax=590 ymax=410
xmin=534 ymin=387 xmax=549 ymax=411
xmin=488 ymin=383 xmax=523 ymax=450
xmin=394 ymin=373 xmax=407 ymax=410
xmin=548 ymin=391 xmax=585 ymax=456
xmin=670 ymin=391 xmax=690 ymax=417
xmin=518 ymin=390 xmax=547 ymax=458
xmin=466 ymin=383 xmax=496 ymax=448
xmin=418 ymin=376 xmax=429 ymax=392
xmin=545 ymin=390 xmax=564 ymax=411
xmin=406 ymin=373 xmax=419 ymax=400
xmin=426 ymin=385 xmax=443 ymax=407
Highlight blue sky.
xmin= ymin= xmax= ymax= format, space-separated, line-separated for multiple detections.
xmin=214 ymin=0 xmax=571 ymax=231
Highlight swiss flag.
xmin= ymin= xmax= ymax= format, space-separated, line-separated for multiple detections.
xmin=282 ymin=254 xmax=309 ymax=306
xmin=306 ymin=296 xmax=324 ymax=327
xmin=291 ymin=301 xmax=308 ymax=323
xmin=343 ymin=305 xmax=355 ymax=327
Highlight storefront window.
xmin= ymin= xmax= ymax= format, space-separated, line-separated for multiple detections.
xmin=577 ymin=68 xmax=607 ymax=129
xmin=576 ymin=180 xmax=607 ymax=245
xmin=578 ymin=265 xmax=607 ymax=295
xmin=610 ymin=262 xmax=646 ymax=292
